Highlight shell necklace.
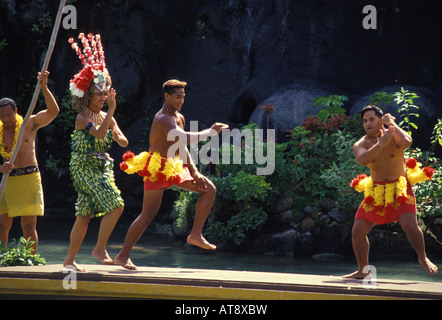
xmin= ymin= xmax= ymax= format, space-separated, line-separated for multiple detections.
xmin=163 ymin=105 xmax=177 ymax=115
xmin=82 ymin=107 xmax=103 ymax=125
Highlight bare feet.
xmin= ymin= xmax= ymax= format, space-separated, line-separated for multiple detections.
xmin=114 ymin=254 xmax=137 ymax=270
xmin=342 ymin=270 xmax=371 ymax=279
xmin=63 ymin=261 xmax=86 ymax=272
xmin=187 ymin=235 xmax=216 ymax=250
xmin=419 ymin=257 xmax=438 ymax=276
xmin=92 ymin=248 xmax=116 ymax=265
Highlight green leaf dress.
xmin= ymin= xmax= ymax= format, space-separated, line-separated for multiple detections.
xmin=70 ymin=129 xmax=124 ymax=218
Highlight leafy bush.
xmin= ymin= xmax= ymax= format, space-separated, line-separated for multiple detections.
xmin=405 ymin=148 xmax=442 ymax=218
xmin=205 ymin=206 xmax=268 ymax=246
xmin=0 ymin=237 xmax=46 ymax=267
xmin=321 ymin=130 xmax=369 ymax=210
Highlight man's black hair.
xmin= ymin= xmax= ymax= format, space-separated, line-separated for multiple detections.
xmin=361 ymin=105 xmax=383 ymax=118
xmin=0 ymin=97 xmax=17 ymax=111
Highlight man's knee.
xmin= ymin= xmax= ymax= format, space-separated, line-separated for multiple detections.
xmin=352 ymin=219 xmax=373 ymax=239
xmin=0 ymin=222 xmax=11 ymax=234
xmin=206 ymin=180 xmax=216 ymax=195
xmin=400 ymin=213 xmax=421 ymax=235
xmin=0 ymin=215 xmax=13 ymax=234
xmin=21 ymin=217 xmax=37 ymax=235
xmin=352 ymin=225 xmax=364 ymax=239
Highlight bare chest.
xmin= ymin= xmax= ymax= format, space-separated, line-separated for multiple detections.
xmin=2 ymin=126 xmax=35 ymax=154
xmin=2 ymin=130 xmax=15 ymax=153
xmin=367 ymin=140 xmax=405 ymax=172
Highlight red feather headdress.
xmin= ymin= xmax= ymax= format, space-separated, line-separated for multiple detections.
xmin=68 ymin=33 xmax=109 ymax=98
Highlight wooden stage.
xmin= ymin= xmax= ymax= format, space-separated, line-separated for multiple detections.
xmin=0 ymin=264 xmax=441 ymax=299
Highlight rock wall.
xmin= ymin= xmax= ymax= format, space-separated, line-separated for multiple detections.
xmin=1 ymin=0 xmax=442 ymax=226
xmin=2 ymin=1 xmax=442 ymax=128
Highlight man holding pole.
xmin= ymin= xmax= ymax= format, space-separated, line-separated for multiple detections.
xmin=0 ymin=71 xmax=59 ymax=253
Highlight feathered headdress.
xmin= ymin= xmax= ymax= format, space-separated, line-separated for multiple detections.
xmin=68 ymin=33 xmax=109 ymax=98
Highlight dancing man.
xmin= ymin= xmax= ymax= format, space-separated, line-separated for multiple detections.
xmin=116 ymin=79 xmax=228 ymax=270
xmin=0 ymin=71 xmax=60 ymax=253
xmin=344 ymin=105 xmax=438 ymax=279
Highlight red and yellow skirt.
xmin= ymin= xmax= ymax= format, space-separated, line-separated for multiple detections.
xmin=120 ymin=151 xmax=193 ymax=191
xmin=351 ymin=158 xmax=435 ymax=225
xmin=354 ymin=177 xmax=416 ymax=224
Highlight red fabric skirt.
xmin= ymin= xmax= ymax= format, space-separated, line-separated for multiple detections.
xmin=355 ymin=179 xmax=416 ymax=224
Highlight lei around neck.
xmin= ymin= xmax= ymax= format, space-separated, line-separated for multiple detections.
xmin=0 ymin=114 xmax=23 ymax=161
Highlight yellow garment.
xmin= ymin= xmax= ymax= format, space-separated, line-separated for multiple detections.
xmin=0 ymin=172 xmax=44 ymax=217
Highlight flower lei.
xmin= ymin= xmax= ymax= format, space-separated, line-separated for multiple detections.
xmin=119 ymin=150 xmax=184 ymax=182
xmin=0 ymin=114 xmax=23 ymax=161
xmin=351 ymin=158 xmax=435 ymax=214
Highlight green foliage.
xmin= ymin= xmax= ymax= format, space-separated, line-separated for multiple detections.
xmin=173 ymin=171 xmax=270 ymax=246
xmin=229 ymin=171 xmax=270 ymax=202
xmin=31 ymin=12 xmax=53 ymax=32
xmin=196 ymin=11 xmax=215 ymax=38
xmin=431 ymin=119 xmax=442 ymax=149
xmin=369 ymin=91 xmax=394 ymax=110
xmin=0 ymin=237 xmax=46 ymax=267
xmin=173 ymin=125 xmax=272 ymax=246
xmin=205 ymin=206 xmax=268 ymax=246
xmin=312 ymin=94 xmax=348 ymax=121
xmin=283 ymin=116 xmax=362 ymax=207
xmin=45 ymin=154 xmax=61 ymax=173
xmin=172 ymin=191 xmax=199 ymax=231
xmin=405 ymin=148 xmax=442 ymax=218
xmin=321 ymin=130 xmax=369 ymax=210
xmin=0 ymin=39 xmax=7 ymax=52
xmin=393 ymin=87 xmax=420 ymax=136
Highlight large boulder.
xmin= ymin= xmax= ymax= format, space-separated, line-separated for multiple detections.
xmin=315 ymin=223 xmax=353 ymax=255
xmin=250 ymin=229 xmax=300 ymax=256
xmin=248 ymin=80 xmax=341 ymax=137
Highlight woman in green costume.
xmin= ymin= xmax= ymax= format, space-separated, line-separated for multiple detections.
xmin=63 ymin=33 xmax=128 ymax=272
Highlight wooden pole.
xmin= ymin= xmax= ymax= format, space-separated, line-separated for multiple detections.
xmin=0 ymin=0 xmax=66 ymax=200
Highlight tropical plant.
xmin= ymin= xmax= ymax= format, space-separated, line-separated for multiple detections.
xmin=259 ymin=103 xmax=277 ymax=130
xmin=393 ymin=87 xmax=420 ymax=136
xmin=0 ymin=237 xmax=46 ymax=267
xmin=312 ymin=94 xmax=348 ymax=121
